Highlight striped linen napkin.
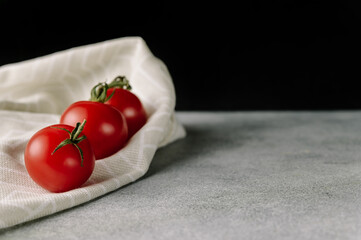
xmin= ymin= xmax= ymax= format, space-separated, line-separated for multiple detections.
xmin=0 ymin=37 xmax=186 ymax=229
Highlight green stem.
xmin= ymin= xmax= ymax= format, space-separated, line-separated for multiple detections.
xmin=90 ymin=82 xmax=110 ymax=102
xmin=51 ymin=120 xmax=87 ymax=167
xmin=108 ymin=76 xmax=132 ymax=90
xmin=89 ymin=76 xmax=132 ymax=103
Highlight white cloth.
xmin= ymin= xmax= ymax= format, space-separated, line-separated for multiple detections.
xmin=0 ymin=37 xmax=186 ymax=229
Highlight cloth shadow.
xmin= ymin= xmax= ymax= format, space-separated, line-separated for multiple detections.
xmin=143 ymin=118 xmax=269 ymax=178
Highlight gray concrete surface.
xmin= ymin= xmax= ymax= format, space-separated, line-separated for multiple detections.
xmin=1 ymin=111 xmax=361 ymax=240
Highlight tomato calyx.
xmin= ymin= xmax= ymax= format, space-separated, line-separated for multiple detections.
xmin=108 ymin=76 xmax=132 ymax=90
xmin=90 ymin=76 xmax=132 ymax=103
xmin=90 ymin=82 xmax=115 ymax=103
xmin=51 ymin=120 xmax=87 ymax=167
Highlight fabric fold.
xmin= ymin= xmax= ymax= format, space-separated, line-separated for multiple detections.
xmin=0 ymin=37 xmax=186 ymax=229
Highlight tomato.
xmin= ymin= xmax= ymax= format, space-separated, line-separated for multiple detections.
xmin=105 ymin=88 xmax=147 ymax=139
xmin=103 ymin=76 xmax=147 ymax=139
xmin=24 ymin=121 xmax=95 ymax=193
xmin=60 ymin=101 xmax=128 ymax=160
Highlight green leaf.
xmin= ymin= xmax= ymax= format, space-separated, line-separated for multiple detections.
xmin=74 ymin=144 xmax=84 ymax=167
xmin=52 ymin=139 xmax=72 ymax=155
xmin=51 ymin=127 xmax=71 ymax=137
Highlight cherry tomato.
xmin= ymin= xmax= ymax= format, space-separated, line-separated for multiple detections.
xmin=100 ymin=76 xmax=147 ymax=139
xmin=60 ymin=101 xmax=128 ymax=160
xmin=105 ymin=88 xmax=147 ymax=139
xmin=24 ymin=122 xmax=95 ymax=193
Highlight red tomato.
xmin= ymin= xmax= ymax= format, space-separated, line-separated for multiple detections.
xmin=105 ymin=88 xmax=147 ymax=139
xmin=25 ymin=123 xmax=95 ymax=193
xmin=60 ymin=101 xmax=128 ymax=160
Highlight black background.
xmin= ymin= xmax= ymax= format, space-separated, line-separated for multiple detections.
xmin=0 ymin=0 xmax=360 ymax=111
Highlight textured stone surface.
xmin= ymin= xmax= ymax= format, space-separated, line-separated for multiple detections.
xmin=2 ymin=111 xmax=361 ymax=240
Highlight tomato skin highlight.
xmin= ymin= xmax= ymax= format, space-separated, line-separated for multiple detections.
xmin=60 ymin=101 xmax=128 ymax=160
xmin=24 ymin=124 xmax=95 ymax=193
xmin=105 ymin=88 xmax=147 ymax=139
